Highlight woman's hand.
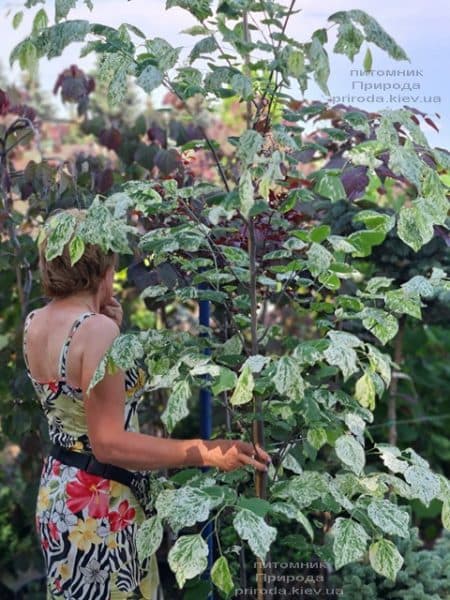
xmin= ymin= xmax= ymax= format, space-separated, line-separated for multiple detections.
xmin=100 ymin=297 xmax=123 ymax=329
xmin=203 ymin=439 xmax=271 ymax=473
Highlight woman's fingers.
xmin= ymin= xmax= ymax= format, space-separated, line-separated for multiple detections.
xmin=239 ymin=441 xmax=271 ymax=464
xmin=239 ymin=453 xmax=268 ymax=472
xmin=254 ymin=443 xmax=271 ymax=464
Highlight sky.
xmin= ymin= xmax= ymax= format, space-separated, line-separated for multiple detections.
xmin=1 ymin=0 xmax=449 ymax=147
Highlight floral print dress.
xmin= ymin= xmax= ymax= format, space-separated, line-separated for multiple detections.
xmin=23 ymin=310 xmax=163 ymax=600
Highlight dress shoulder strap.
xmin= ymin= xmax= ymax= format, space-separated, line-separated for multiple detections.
xmin=58 ymin=312 xmax=97 ymax=380
xmin=22 ymin=310 xmax=37 ymax=373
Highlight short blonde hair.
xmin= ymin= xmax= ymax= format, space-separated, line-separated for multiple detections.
xmin=38 ymin=208 xmax=117 ymax=299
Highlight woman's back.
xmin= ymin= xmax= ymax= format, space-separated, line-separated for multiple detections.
xmin=24 ymin=305 xmax=162 ymax=599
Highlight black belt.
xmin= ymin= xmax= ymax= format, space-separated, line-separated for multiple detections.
xmin=49 ymin=443 xmax=134 ymax=487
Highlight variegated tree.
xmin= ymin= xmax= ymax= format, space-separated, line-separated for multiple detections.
xmin=11 ymin=0 xmax=450 ymax=597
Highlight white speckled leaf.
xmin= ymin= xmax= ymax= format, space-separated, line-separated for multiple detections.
xmin=136 ymin=516 xmax=164 ymax=563
xmin=229 ymin=364 xmax=254 ymax=406
xmin=376 ymin=444 xmax=408 ymax=474
xmin=404 ymin=465 xmax=441 ymax=507
xmin=335 ymin=435 xmax=365 ymax=475
xmin=232 ymin=508 xmax=277 ymax=561
xmin=155 ymin=485 xmax=216 ymax=534
xmin=161 ymin=379 xmax=191 ymax=434
xmin=168 ymin=534 xmax=209 ymax=589
xmin=367 ymin=499 xmax=409 ymax=538
xmin=369 ymin=539 xmax=403 ymax=581
xmin=332 ymin=517 xmax=369 ymax=569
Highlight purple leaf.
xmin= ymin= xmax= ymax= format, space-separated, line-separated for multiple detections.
xmin=341 ymin=166 xmax=369 ymax=201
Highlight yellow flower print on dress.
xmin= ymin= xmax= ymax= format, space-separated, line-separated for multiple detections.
xmin=68 ymin=516 xmax=101 ymax=551
xmin=37 ymin=487 xmax=50 ymax=511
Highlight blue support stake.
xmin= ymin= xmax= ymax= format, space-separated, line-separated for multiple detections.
xmin=199 ymin=287 xmax=214 ymax=600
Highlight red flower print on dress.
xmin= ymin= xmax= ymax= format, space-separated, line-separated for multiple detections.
xmin=47 ymin=380 xmax=59 ymax=394
xmin=52 ymin=459 xmax=61 ymax=476
xmin=66 ymin=471 xmax=110 ymax=518
xmin=48 ymin=520 xmax=60 ymax=541
xmin=108 ymin=500 xmax=136 ymax=532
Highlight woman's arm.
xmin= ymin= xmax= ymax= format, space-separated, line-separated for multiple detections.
xmin=80 ymin=316 xmax=270 ymax=472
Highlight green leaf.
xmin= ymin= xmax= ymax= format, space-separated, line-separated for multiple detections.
xmin=329 ymin=10 xmax=408 ymax=61
xmin=32 ymin=9 xmax=48 ymax=33
xmin=230 ymin=73 xmax=253 ymax=100
xmin=359 ymin=308 xmax=399 ymax=345
xmin=274 ymin=471 xmax=329 ymax=509
xmin=332 ymin=517 xmax=369 ymax=569
xmin=13 ymin=11 xmax=23 ymax=29
xmin=314 ymin=172 xmax=346 ymax=201
xmin=287 ymin=48 xmax=305 ymax=78
xmin=385 ymin=289 xmax=422 ymax=319
xmin=146 ymin=37 xmax=181 ymax=71
xmin=397 ymin=205 xmax=434 ymax=251
xmin=369 ymin=539 xmax=404 ymax=581
xmin=323 ymin=331 xmax=362 ymax=381
xmin=307 ymin=428 xmax=328 ymax=450
xmin=109 ymin=334 xmax=144 ymax=369
xmin=390 ymin=143 xmax=423 ymax=187
xmin=367 ymin=499 xmax=410 ymax=538
xmin=211 ymin=367 xmax=237 ymax=395
xmin=353 ymin=210 xmax=395 ymax=233
xmin=189 ymin=35 xmax=218 ymax=63
xmin=442 ymin=500 xmax=450 ymax=531
xmin=334 ymin=22 xmax=364 ymax=61
xmin=98 ymin=51 xmax=135 ymax=106
xmin=347 ymin=230 xmax=386 ymax=257
xmin=136 ymin=516 xmax=164 ymax=563
xmin=307 ymin=242 xmax=334 ymax=277
xmin=367 ymin=345 xmax=391 ymax=387
xmin=293 ymin=339 xmax=328 ymax=366
xmin=161 ymin=379 xmax=191 ymax=433
xmin=363 ymin=47 xmax=373 ymax=71
xmin=236 ymin=496 xmax=272 ymax=518
xmin=137 ymin=65 xmax=164 ymax=94
xmin=274 ymin=356 xmax=301 ymax=395
xmin=55 ymin=0 xmax=77 ymax=22
xmin=69 ymin=236 xmax=85 ymax=266
xmin=42 ymin=20 xmax=91 ymax=59
xmin=309 ymin=36 xmax=330 ymax=95
xmin=236 ymin=130 xmax=263 ymax=166
xmin=168 ymin=534 xmax=209 ymax=589
xmin=354 ymin=371 xmax=376 ymax=411
xmin=232 ymin=508 xmax=277 ymax=561
xmin=238 ymin=170 xmax=254 ymax=219
xmin=366 ymin=276 xmax=394 ymax=294
xmin=166 ymin=0 xmax=213 ymax=21
xmin=258 ymin=150 xmax=283 ymax=201
xmin=281 ymin=452 xmax=303 ymax=474
xmin=310 ymin=224 xmax=331 ymax=243
xmin=17 ymin=40 xmax=38 ymax=76
xmin=44 ymin=213 xmax=77 ymax=261
xmin=211 ymin=556 xmax=234 ymax=597
xmin=335 ymin=435 xmax=365 ymax=475
xmin=87 ymin=354 xmax=108 ymax=394
xmin=229 ymin=364 xmax=254 ymax=406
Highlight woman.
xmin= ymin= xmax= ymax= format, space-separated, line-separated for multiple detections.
xmin=23 ymin=208 xmax=271 ymax=599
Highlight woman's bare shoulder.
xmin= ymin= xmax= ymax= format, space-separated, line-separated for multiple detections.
xmin=81 ymin=313 xmax=120 ymax=341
